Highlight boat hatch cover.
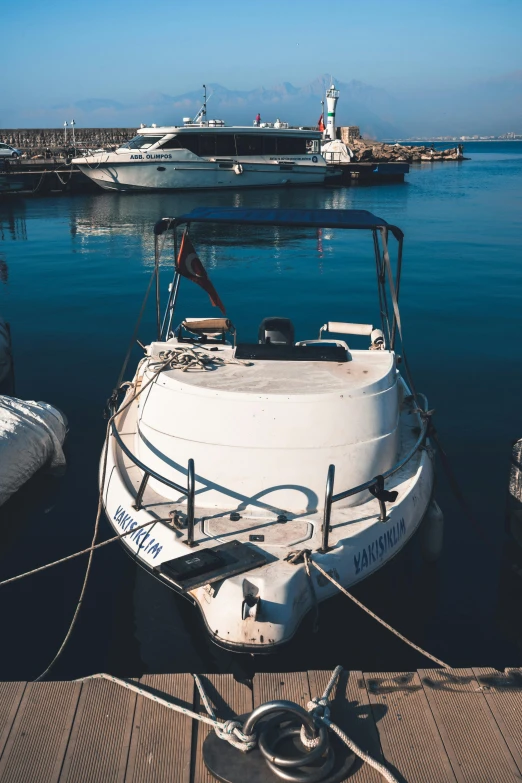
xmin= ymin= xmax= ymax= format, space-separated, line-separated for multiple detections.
xmin=156 ymin=540 xmax=267 ymax=592
xmin=235 ymin=343 xmax=348 ymax=362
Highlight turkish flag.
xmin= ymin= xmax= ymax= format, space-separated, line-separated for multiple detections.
xmin=176 ymin=230 xmax=226 ymax=314
xmin=318 ymin=114 xmax=325 ymax=132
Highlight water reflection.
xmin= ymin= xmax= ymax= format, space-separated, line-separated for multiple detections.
xmin=0 ymin=201 xmax=27 ymax=242
xmin=65 ymin=187 xmax=364 ymax=273
xmin=0 ymin=255 xmax=8 ymax=284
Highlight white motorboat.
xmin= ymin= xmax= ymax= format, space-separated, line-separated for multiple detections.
xmin=101 ymin=206 xmax=440 ymax=653
xmin=72 ymin=109 xmax=326 ymax=192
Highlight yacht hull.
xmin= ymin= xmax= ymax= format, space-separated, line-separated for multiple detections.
xmin=76 ymin=160 xmax=326 ymax=191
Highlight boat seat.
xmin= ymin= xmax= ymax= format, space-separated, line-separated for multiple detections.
xmin=319 ymin=322 xmax=385 ymax=350
xmin=258 ymin=317 xmax=294 ymax=345
xmin=179 ymin=317 xmax=235 ymax=343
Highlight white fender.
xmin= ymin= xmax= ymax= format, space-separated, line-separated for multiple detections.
xmin=420 ymin=499 xmax=444 ymax=562
xmin=233 ymin=163 xmax=243 ymax=175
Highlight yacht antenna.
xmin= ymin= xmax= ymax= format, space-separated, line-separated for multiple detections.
xmin=191 ymin=86 xmax=213 ymax=125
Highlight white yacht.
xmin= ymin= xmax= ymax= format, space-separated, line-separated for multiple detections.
xmin=73 ymin=115 xmax=326 ymax=192
xmin=101 ymin=206 xmax=441 ymax=653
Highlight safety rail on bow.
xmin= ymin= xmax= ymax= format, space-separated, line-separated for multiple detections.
xmin=319 ymin=407 xmax=430 ymax=553
xmin=109 ymin=420 xmax=197 ymax=547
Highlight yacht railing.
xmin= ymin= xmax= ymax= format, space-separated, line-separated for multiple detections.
xmin=109 ymin=421 xmax=196 ymax=548
xmin=319 ymin=409 xmax=430 ymax=552
xmin=322 ymin=151 xmax=353 ymax=164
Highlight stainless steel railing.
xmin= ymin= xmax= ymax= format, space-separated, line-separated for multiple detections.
xmin=110 ymin=398 xmax=428 ymax=555
xmin=110 ymin=421 xmax=197 ymax=547
xmin=319 ymin=410 xmax=429 ymax=552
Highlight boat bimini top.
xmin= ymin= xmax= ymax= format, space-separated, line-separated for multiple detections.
xmin=155 ymin=206 xmax=403 ymax=238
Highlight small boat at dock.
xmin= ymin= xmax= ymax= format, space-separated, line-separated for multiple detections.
xmin=102 ymin=206 xmax=440 ymax=653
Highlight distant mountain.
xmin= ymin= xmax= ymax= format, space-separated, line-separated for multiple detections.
xmin=151 ymin=76 xmax=404 ymax=138
xmin=5 ymin=72 xmax=521 ymax=136
xmin=12 ymin=75 xmax=404 ymax=138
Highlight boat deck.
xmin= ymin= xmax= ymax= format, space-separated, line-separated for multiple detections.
xmin=150 ymin=344 xmax=395 ymax=397
xmin=1 ymin=667 xmax=521 ymax=782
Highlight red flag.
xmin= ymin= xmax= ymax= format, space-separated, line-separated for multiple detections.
xmin=176 ymin=230 xmax=226 ymax=314
xmin=318 ymin=113 xmax=325 ymax=132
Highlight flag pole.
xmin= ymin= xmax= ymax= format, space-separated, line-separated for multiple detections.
xmin=165 ymin=227 xmax=182 ymax=337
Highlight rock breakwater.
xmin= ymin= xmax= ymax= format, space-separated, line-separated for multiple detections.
xmin=350 ymin=138 xmax=467 ymax=163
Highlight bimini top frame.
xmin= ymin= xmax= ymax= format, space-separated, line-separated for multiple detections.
xmin=154 ymin=207 xmax=404 ymax=351
xmin=154 ymin=206 xmax=404 ymax=240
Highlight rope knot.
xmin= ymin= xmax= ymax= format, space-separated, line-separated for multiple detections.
xmin=221 ymin=719 xmax=242 ymax=736
xmin=215 ymin=720 xmax=256 ymax=752
xmin=300 ymin=696 xmax=331 ymax=748
xmin=307 ymin=696 xmax=330 ymax=721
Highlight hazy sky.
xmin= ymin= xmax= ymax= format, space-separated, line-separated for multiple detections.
xmin=1 ymin=0 xmax=520 ymax=127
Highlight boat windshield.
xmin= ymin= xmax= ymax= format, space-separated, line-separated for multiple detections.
xmin=121 ymin=135 xmax=163 ymax=150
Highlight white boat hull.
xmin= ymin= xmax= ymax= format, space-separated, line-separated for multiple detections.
xmin=77 ymin=159 xmax=326 ymax=191
xmin=101 ymin=365 xmax=435 ymax=652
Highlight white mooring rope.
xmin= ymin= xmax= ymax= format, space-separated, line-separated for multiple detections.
xmin=151 ymin=344 xmax=252 ymax=372
xmin=305 ymin=553 xmax=451 ymax=669
xmin=77 ymin=667 xmax=399 ymax=781
xmin=302 ymin=665 xmax=400 ymax=783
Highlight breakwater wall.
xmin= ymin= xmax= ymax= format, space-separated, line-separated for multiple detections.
xmin=350 ymin=137 xmax=465 ymax=163
xmin=0 ymin=128 xmax=136 ymax=155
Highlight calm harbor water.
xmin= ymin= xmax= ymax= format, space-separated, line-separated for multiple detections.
xmin=1 ymin=142 xmax=521 ymax=681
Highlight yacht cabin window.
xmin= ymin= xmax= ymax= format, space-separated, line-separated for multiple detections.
xmin=158 ymin=133 xmax=317 ymax=157
xmin=216 ymin=135 xmax=237 ymax=156
xmin=159 ymin=136 xmax=185 ymax=149
xmin=121 ymin=135 xmax=163 ymax=150
xmin=235 ymin=135 xmax=264 ymax=155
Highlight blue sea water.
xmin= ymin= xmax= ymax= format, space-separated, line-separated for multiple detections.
xmin=0 ymin=142 xmax=521 ymax=680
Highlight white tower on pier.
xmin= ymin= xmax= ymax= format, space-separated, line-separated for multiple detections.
xmin=325 ymin=84 xmax=339 ymax=140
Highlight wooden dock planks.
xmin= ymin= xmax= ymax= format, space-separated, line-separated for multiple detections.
xmin=0 ymin=669 xmax=521 ymax=782
xmin=0 ymin=681 xmax=81 ymax=783
xmin=364 ymin=671 xmax=457 ymax=783
xmin=125 ymin=674 xmax=193 ymax=783
xmin=473 ymin=666 xmax=522 ymax=774
xmin=418 ymin=667 xmax=521 ymax=783
xmin=0 ymin=684 xmax=25 ymax=761
xmin=59 ymin=678 xmax=136 ymax=783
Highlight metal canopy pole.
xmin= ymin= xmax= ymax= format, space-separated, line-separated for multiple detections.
xmin=161 ymin=226 xmax=181 ymax=339
xmin=166 ymin=273 xmax=181 ymax=337
xmin=373 ymin=229 xmax=388 ymax=344
xmin=390 ymin=236 xmax=403 ymax=350
xmin=154 ymin=235 xmax=161 ymax=339
xmin=380 ymin=227 xmax=402 ymax=354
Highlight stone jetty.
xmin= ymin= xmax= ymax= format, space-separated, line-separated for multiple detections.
xmin=0 ymin=128 xmax=136 ymax=157
xmin=349 ymin=137 xmax=467 ymax=163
